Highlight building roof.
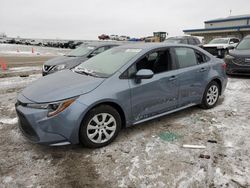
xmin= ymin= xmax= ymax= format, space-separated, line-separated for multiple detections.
xmin=205 ymin=14 xmax=250 ymax=23
xmin=183 ymin=25 xmax=250 ymax=34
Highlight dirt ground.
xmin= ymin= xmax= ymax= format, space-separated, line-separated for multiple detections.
xmin=0 ymin=55 xmax=250 ymax=188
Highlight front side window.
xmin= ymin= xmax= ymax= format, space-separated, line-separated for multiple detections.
xmin=75 ymin=48 xmax=141 ymax=77
xmin=91 ymin=47 xmax=106 ymax=55
xmin=135 ymin=49 xmax=173 ymax=74
xmin=175 ymin=48 xmax=197 ymax=68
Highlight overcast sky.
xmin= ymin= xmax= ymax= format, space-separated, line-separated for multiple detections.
xmin=1 ymin=0 xmax=250 ymax=40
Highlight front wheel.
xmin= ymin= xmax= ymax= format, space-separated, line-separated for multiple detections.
xmin=79 ymin=105 xmax=121 ymax=148
xmin=200 ymin=81 xmax=220 ymax=109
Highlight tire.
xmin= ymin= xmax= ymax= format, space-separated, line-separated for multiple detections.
xmin=79 ymin=105 xmax=121 ymax=148
xmin=200 ymin=81 xmax=220 ymax=109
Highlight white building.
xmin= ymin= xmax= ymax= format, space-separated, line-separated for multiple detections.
xmin=183 ymin=14 xmax=250 ymax=43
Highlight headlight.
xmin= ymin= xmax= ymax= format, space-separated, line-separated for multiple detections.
xmin=225 ymin=54 xmax=235 ymax=60
xmin=26 ymin=98 xmax=76 ymax=117
xmin=53 ymin=64 xmax=66 ymax=71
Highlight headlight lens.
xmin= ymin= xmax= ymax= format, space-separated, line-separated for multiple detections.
xmin=53 ymin=64 xmax=66 ymax=71
xmin=26 ymin=98 xmax=76 ymax=117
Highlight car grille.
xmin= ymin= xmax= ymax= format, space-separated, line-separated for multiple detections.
xmin=203 ymin=47 xmax=218 ymax=56
xmin=16 ymin=110 xmax=39 ymax=142
xmin=233 ymin=57 xmax=250 ymax=66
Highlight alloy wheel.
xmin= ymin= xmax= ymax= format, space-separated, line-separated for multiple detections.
xmin=86 ymin=113 xmax=117 ymax=144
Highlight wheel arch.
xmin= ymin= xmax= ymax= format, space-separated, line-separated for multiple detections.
xmin=80 ymin=100 xmax=127 ymax=129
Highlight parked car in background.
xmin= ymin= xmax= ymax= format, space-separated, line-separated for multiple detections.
xmin=224 ymin=35 xmax=250 ymax=75
xmin=164 ymin=36 xmax=201 ymax=46
xmin=109 ymin=35 xmax=119 ymax=40
xmin=202 ymin=37 xmax=240 ymax=58
xmin=118 ymin=36 xmax=130 ymax=41
xmin=17 ymin=43 xmax=227 ymax=148
xmin=42 ymin=43 xmax=119 ymax=76
xmin=98 ymin=34 xmax=110 ymax=40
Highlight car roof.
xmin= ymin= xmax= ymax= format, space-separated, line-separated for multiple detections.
xmin=166 ymin=36 xmax=198 ymax=39
xmin=80 ymin=42 xmax=120 ymax=47
xmin=115 ymin=42 xmax=201 ymax=51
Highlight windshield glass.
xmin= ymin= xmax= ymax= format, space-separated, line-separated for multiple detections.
xmin=236 ymin=38 xmax=250 ymax=50
xmin=66 ymin=45 xmax=95 ymax=57
xmin=75 ymin=48 xmax=142 ymax=77
xmin=165 ymin=38 xmax=182 ymax=44
xmin=209 ymin=38 xmax=229 ymax=44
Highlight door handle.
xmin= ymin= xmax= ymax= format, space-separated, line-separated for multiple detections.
xmin=199 ymin=67 xmax=207 ymax=72
xmin=169 ymin=75 xmax=177 ymax=81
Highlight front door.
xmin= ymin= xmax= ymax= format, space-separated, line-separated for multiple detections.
xmin=128 ymin=49 xmax=179 ymax=123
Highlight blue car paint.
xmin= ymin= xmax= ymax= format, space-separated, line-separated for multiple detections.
xmin=16 ymin=43 xmax=228 ymax=145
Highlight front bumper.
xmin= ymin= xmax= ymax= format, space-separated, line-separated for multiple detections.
xmin=15 ymin=95 xmax=88 ymax=145
xmin=203 ymin=47 xmax=227 ymax=58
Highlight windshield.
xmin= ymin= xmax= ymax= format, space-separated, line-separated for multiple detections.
xmin=209 ymin=38 xmax=229 ymax=44
xmin=165 ymin=38 xmax=182 ymax=44
xmin=75 ymin=48 xmax=142 ymax=77
xmin=66 ymin=45 xmax=95 ymax=57
xmin=236 ymin=38 xmax=250 ymax=50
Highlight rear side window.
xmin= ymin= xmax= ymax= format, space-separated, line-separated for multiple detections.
xmin=174 ymin=48 xmax=197 ymax=68
xmin=188 ymin=38 xmax=196 ymax=45
xmin=195 ymin=51 xmax=209 ymax=64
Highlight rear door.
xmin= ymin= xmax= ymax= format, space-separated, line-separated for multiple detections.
xmin=173 ymin=47 xmax=210 ymax=107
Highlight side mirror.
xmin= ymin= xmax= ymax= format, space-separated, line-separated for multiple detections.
xmin=229 ymin=41 xmax=234 ymax=44
xmin=135 ymin=69 xmax=154 ymax=80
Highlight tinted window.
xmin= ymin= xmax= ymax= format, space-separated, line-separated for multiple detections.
xmin=188 ymin=38 xmax=196 ymax=45
xmin=135 ymin=49 xmax=173 ymax=74
xmin=195 ymin=51 xmax=209 ymax=64
xmin=181 ymin=39 xmax=188 ymax=44
xmin=92 ymin=47 xmax=106 ymax=55
xmin=194 ymin=38 xmax=201 ymax=45
xmin=175 ymin=48 xmax=197 ymax=68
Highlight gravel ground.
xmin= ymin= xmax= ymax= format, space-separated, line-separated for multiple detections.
xmin=0 ymin=59 xmax=250 ymax=187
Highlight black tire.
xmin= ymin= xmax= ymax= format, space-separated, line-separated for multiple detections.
xmin=200 ymin=81 xmax=220 ymax=109
xmin=79 ymin=105 xmax=121 ymax=148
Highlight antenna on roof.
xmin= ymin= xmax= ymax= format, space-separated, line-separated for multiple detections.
xmin=229 ymin=9 xmax=232 ymax=16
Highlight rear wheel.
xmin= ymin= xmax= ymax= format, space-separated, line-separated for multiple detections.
xmin=200 ymin=81 xmax=220 ymax=109
xmin=80 ymin=105 xmax=121 ymax=148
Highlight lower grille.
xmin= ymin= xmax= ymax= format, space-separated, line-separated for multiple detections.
xmin=203 ymin=47 xmax=219 ymax=56
xmin=16 ymin=110 xmax=39 ymax=142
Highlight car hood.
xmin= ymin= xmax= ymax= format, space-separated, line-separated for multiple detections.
xmin=229 ymin=49 xmax=250 ymax=57
xmin=203 ymin=43 xmax=227 ymax=48
xmin=45 ymin=56 xmax=88 ymax=69
xmin=21 ymin=70 xmax=105 ymax=103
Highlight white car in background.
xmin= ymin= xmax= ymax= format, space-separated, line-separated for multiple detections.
xmin=202 ymin=37 xmax=240 ymax=58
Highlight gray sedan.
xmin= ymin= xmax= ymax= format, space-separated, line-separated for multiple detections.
xmin=16 ymin=43 xmax=228 ymax=148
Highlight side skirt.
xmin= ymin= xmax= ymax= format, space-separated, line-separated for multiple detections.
xmin=133 ymin=103 xmax=197 ymax=125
